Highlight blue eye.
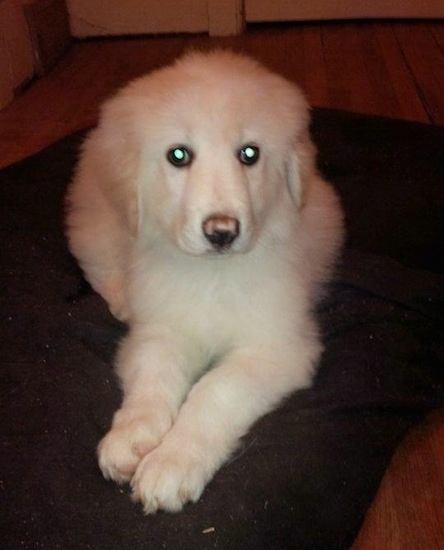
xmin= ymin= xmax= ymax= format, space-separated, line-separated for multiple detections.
xmin=167 ymin=146 xmax=193 ymax=167
xmin=238 ymin=145 xmax=260 ymax=166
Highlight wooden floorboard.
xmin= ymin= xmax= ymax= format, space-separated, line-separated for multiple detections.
xmin=372 ymin=24 xmax=429 ymax=122
xmin=321 ymin=23 xmax=394 ymax=116
xmin=0 ymin=20 xmax=443 ymax=550
xmin=2 ymin=21 xmax=441 ymax=168
xmin=429 ymin=21 xmax=444 ymax=52
xmin=393 ymin=22 xmax=444 ymax=124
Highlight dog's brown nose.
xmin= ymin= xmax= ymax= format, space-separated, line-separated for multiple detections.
xmin=202 ymin=214 xmax=240 ymax=250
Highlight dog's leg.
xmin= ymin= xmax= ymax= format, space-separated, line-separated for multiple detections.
xmin=130 ymin=337 xmax=320 ymax=513
xmin=85 ymin=269 xmax=129 ymax=322
xmin=98 ymin=330 xmax=203 ymax=484
xmin=67 ymin=222 xmax=131 ymax=321
xmin=66 ymin=174 xmax=134 ymax=321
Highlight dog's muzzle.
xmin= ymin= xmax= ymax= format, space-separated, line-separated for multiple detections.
xmin=202 ymin=214 xmax=240 ymax=251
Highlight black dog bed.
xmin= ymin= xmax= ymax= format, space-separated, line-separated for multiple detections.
xmin=1 ymin=109 xmax=443 ymax=549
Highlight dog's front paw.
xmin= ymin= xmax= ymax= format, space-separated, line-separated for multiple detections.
xmin=130 ymin=443 xmax=210 ymax=514
xmin=98 ymin=407 xmax=173 ymax=484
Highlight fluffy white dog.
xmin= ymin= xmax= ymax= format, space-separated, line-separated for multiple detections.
xmin=65 ymin=51 xmax=344 ymax=513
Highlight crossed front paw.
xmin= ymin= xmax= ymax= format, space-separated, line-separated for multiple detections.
xmin=97 ymin=406 xmax=173 ymax=484
xmin=130 ymin=444 xmax=210 ymax=514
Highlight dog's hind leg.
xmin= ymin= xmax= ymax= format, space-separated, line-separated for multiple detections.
xmin=66 ymin=181 xmax=132 ymax=322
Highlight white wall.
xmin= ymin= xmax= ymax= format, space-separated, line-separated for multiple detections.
xmin=245 ymin=0 xmax=444 ymax=22
xmin=67 ymin=0 xmax=244 ymax=37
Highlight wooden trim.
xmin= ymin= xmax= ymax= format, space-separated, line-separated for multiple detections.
xmin=24 ymin=0 xmax=71 ymax=76
xmin=207 ymin=0 xmax=244 ymax=36
xmin=0 ymin=0 xmax=35 ymax=107
xmin=245 ymin=0 xmax=444 ymax=22
xmin=67 ymin=0 xmax=209 ymax=37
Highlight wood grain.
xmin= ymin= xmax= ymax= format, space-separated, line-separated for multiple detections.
xmin=1 ymin=22 xmax=440 ymax=167
xmin=0 ymin=20 xmax=443 ymax=550
xmin=393 ymin=22 xmax=444 ymax=124
xmin=353 ymin=409 xmax=444 ymax=549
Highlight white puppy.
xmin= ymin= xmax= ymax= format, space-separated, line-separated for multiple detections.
xmin=65 ymin=51 xmax=344 ymax=513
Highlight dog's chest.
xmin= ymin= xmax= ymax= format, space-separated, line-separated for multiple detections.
xmin=131 ymin=253 xmax=272 ymax=346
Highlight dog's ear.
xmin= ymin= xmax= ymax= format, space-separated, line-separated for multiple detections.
xmin=115 ymin=146 xmax=142 ymax=238
xmin=286 ymin=129 xmax=317 ymax=209
xmin=91 ymin=125 xmax=142 ymax=237
xmin=122 ymin=178 xmax=141 ymax=238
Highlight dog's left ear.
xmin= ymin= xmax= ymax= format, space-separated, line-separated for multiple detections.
xmin=285 ymin=129 xmax=317 ymax=209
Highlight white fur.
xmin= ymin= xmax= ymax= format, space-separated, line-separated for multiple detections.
xmin=65 ymin=51 xmax=344 ymax=513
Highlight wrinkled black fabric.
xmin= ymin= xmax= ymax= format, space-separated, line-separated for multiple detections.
xmin=1 ymin=109 xmax=443 ymax=550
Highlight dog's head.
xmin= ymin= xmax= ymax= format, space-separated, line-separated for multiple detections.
xmin=94 ymin=51 xmax=316 ymax=256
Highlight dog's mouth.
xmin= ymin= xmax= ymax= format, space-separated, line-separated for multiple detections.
xmin=204 ymin=246 xmax=240 ymax=257
xmin=175 ymin=213 xmax=257 ymax=257
xmin=202 ymin=214 xmax=240 ymax=252
xmin=176 ymin=233 xmax=254 ymax=258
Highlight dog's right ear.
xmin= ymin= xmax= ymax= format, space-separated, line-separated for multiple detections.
xmin=90 ymin=124 xmax=142 ymax=237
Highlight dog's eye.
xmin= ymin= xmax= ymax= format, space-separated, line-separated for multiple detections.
xmin=238 ymin=145 xmax=260 ymax=166
xmin=167 ymin=146 xmax=193 ymax=167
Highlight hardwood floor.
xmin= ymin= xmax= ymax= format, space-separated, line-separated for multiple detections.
xmin=1 ymin=20 xmax=443 ymax=549
xmin=1 ymin=20 xmax=444 ymax=168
